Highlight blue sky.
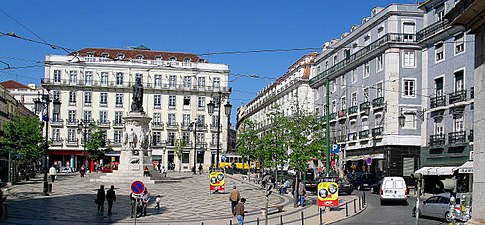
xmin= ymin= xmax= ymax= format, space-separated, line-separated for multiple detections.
xmin=1 ymin=0 xmax=416 ymax=124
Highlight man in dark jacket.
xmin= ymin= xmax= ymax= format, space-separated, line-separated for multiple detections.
xmin=234 ymin=198 xmax=246 ymax=225
xmin=106 ymin=185 xmax=116 ymax=215
xmin=96 ymin=185 xmax=106 ymax=214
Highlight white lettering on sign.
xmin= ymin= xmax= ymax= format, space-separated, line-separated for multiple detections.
xmin=459 ymin=168 xmax=473 ymax=174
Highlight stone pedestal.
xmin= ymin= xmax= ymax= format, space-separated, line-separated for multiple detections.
xmin=91 ymin=111 xmax=154 ymax=183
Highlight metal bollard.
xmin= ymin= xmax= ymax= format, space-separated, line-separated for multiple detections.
xmin=257 ymin=217 xmax=260 ymax=225
xmin=320 ymin=208 xmax=323 ymax=225
xmin=280 ymin=215 xmax=283 ymax=225
xmin=353 ymin=199 xmax=356 ymax=213
xmin=345 ymin=201 xmax=348 ymax=217
xmin=301 ymin=211 xmax=304 ymax=225
xmin=230 ymin=219 xmax=232 ymax=225
xmin=201 ymin=223 xmax=204 ymax=225
xmin=363 ymin=191 xmax=366 ymax=205
xmin=359 ymin=197 xmax=361 ymax=210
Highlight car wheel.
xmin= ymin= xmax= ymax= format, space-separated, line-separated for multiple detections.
xmin=445 ymin=212 xmax=452 ymax=223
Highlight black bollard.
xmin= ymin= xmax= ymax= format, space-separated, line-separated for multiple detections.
xmin=363 ymin=191 xmax=366 ymax=205
xmin=353 ymin=199 xmax=356 ymax=213
xmin=201 ymin=223 xmax=204 ymax=225
xmin=301 ymin=211 xmax=304 ymax=225
xmin=230 ymin=219 xmax=232 ymax=225
xmin=359 ymin=196 xmax=361 ymax=210
xmin=345 ymin=201 xmax=349 ymax=217
xmin=280 ymin=215 xmax=283 ymax=225
xmin=257 ymin=217 xmax=260 ymax=225
xmin=320 ymin=208 xmax=323 ymax=225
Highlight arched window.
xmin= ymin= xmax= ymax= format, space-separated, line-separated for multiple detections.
xmin=169 ymin=56 xmax=177 ymax=61
xmin=136 ymin=55 xmax=144 ymax=60
xmin=101 ymin=53 xmax=109 ymax=58
xmin=116 ymin=54 xmax=125 ymax=60
xmin=183 ymin=57 xmax=191 ymax=62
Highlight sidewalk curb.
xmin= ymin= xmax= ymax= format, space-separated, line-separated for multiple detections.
xmin=327 ymin=202 xmax=368 ymax=224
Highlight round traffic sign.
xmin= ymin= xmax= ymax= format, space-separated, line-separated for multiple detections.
xmin=131 ymin=180 xmax=145 ymax=195
xmin=366 ymin=157 xmax=373 ymax=165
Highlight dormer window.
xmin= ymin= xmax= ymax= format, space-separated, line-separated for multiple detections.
xmin=116 ymin=54 xmax=125 ymax=60
xmin=169 ymin=56 xmax=177 ymax=61
xmin=86 ymin=52 xmax=94 ymax=57
xmin=198 ymin=59 xmax=205 ymax=63
xmin=101 ymin=53 xmax=109 ymax=58
xmin=155 ymin=56 xmax=162 ymax=61
xmin=183 ymin=58 xmax=191 ymax=62
xmin=136 ymin=55 xmax=144 ymax=60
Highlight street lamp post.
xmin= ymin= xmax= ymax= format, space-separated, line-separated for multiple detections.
xmin=77 ymin=121 xmax=93 ymax=169
xmin=34 ymin=90 xmax=61 ymax=196
xmin=207 ymin=91 xmax=232 ymax=169
xmin=189 ymin=120 xmax=199 ymax=175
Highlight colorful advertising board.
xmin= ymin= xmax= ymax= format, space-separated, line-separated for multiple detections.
xmin=317 ymin=182 xmax=339 ymax=207
xmin=209 ymin=171 xmax=225 ymax=191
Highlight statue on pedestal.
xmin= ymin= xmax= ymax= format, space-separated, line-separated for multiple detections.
xmin=131 ymin=77 xmax=144 ymax=113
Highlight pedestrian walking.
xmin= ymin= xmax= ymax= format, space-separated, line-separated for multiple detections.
xmin=233 ymin=198 xmax=246 ymax=225
xmin=143 ymin=166 xmax=150 ymax=177
xmin=155 ymin=195 xmax=161 ymax=210
xmin=198 ymin=163 xmax=203 ymax=174
xmin=49 ymin=165 xmax=57 ymax=182
xmin=229 ymin=185 xmax=241 ymax=214
xmin=157 ymin=161 xmax=161 ymax=173
xmin=96 ymin=185 xmax=106 ymax=214
xmin=297 ymin=181 xmax=306 ymax=207
xmin=80 ymin=165 xmax=86 ymax=177
xmin=106 ymin=185 xmax=116 ymax=215
xmin=161 ymin=166 xmax=167 ymax=177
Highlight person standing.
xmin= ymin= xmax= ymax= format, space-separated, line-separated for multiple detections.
xmin=96 ymin=185 xmax=106 ymax=214
xmin=49 ymin=165 xmax=57 ymax=182
xmin=157 ymin=161 xmax=162 ymax=173
xmin=155 ymin=195 xmax=161 ymax=210
xmin=140 ymin=188 xmax=150 ymax=217
xmin=106 ymin=185 xmax=116 ymax=215
xmin=229 ymin=185 xmax=241 ymax=214
xmin=80 ymin=165 xmax=86 ymax=177
xmin=198 ymin=163 xmax=203 ymax=174
xmin=233 ymin=198 xmax=246 ymax=225
xmin=297 ymin=181 xmax=306 ymax=207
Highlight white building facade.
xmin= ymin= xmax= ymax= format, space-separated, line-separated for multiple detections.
xmin=41 ymin=47 xmax=231 ymax=172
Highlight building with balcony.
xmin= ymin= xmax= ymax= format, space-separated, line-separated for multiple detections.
xmin=310 ymin=4 xmax=424 ymax=177
xmin=0 ymin=80 xmax=39 ymax=113
xmin=236 ymin=52 xmax=317 ymax=145
xmin=417 ymin=0 xmax=475 ymax=169
xmin=41 ymin=46 xmax=231 ymax=172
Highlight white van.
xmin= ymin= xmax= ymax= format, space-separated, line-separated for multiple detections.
xmin=380 ymin=176 xmax=409 ymax=204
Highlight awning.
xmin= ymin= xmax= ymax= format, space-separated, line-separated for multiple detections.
xmin=453 ymin=161 xmax=473 ymax=174
xmin=415 ymin=166 xmax=455 ymax=176
xmin=345 ymin=153 xmax=385 ymax=161
xmin=105 ymin=151 xmax=121 ymax=157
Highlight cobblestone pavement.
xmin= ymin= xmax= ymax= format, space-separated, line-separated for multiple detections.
xmin=2 ymin=172 xmax=363 ymax=224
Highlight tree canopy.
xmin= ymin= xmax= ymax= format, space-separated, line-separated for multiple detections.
xmin=85 ymin=126 xmax=112 ymax=161
xmin=0 ymin=116 xmax=44 ymax=162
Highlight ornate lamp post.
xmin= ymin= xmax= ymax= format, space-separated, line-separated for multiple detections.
xmin=189 ymin=120 xmax=199 ymax=175
xmin=77 ymin=120 xmax=94 ymax=169
xmin=34 ymin=90 xmax=61 ymax=196
xmin=207 ymin=91 xmax=232 ymax=168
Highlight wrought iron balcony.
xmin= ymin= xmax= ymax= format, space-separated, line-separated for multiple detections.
xmin=372 ymin=127 xmax=384 ymax=137
xmin=50 ymin=138 xmax=63 ymax=146
xmin=416 ymin=19 xmax=451 ymax=42
xmin=65 ymin=138 xmax=78 ymax=146
xmin=97 ymin=120 xmax=110 ymax=128
xmin=429 ymin=134 xmax=445 ymax=146
xmin=338 ymin=110 xmax=346 ymax=119
xmin=430 ymin=95 xmax=446 ymax=108
xmin=197 ymin=124 xmax=208 ymax=131
xmin=360 ymin=102 xmax=370 ymax=115
xmin=151 ymin=122 xmax=164 ymax=130
xmin=66 ymin=119 xmax=79 ymax=127
xmin=348 ymin=132 xmax=358 ymax=141
xmin=337 ymin=135 xmax=347 ymax=143
xmin=330 ymin=112 xmax=337 ymax=120
xmin=448 ymin=131 xmax=466 ymax=145
xmin=210 ymin=142 xmax=222 ymax=147
xmin=166 ymin=122 xmax=179 ymax=130
xmin=348 ymin=106 xmax=358 ymax=116
xmin=210 ymin=124 xmax=220 ymax=131
xmin=449 ymin=90 xmax=467 ymax=105
xmin=112 ymin=120 xmax=124 ymax=128
xmin=359 ymin=130 xmax=370 ymax=139
xmin=166 ymin=140 xmax=176 ymax=147
xmin=50 ymin=119 xmax=64 ymax=126
xmin=468 ymin=130 xmax=473 ymax=142
xmin=372 ymin=97 xmax=385 ymax=109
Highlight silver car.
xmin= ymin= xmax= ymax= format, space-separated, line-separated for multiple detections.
xmin=413 ymin=193 xmax=469 ymax=222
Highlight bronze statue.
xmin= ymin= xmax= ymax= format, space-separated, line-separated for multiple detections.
xmin=131 ymin=77 xmax=144 ymax=112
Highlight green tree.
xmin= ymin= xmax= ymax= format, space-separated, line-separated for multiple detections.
xmin=0 ymin=116 xmax=44 ymax=163
xmin=85 ymin=126 xmax=112 ymax=162
xmin=173 ymin=139 xmax=187 ymax=172
xmin=236 ymin=119 xmax=259 ymax=174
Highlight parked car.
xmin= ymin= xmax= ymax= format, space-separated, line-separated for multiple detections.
xmin=348 ymin=172 xmax=377 ymax=190
xmin=58 ymin=167 xmax=75 ymax=173
xmin=370 ymin=179 xmax=383 ymax=194
xmin=337 ymin=178 xmax=353 ymax=195
xmin=413 ymin=193 xmax=470 ymax=222
xmin=380 ymin=176 xmax=408 ymax=205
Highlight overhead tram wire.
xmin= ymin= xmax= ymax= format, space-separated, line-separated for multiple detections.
xmin=0 ymin=31 xmax=76 ymax=54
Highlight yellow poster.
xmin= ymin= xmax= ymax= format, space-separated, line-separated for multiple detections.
xmin=209 ymin=171 xmax=225 ymax=191
xmin=317 ymin=182 xmax=339 ymax=207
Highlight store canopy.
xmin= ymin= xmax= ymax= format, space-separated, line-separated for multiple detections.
xmin=453 ymin=161 xmax=473 ymax=174
xmin=414 ymin=166 xmax=456 ymax=176
xmin=345 ymin=153 xmax=385 ymax=161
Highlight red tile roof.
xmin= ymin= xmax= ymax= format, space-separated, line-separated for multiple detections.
xmin=74 ymin=47 xmax=205 ymax=63
xmin=0 ymin=80 xmax=32 ymax=90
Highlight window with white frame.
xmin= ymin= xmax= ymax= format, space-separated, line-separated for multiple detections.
xmin=361 ymin=117 xmax=369 ymax=130
xmin=115 ymin=93 xmax=123 ymax=106
xmin=341 ymin=97 xmax=346 ymax=110
xmin=454 ymin=70 xmax=464 ymax=91
xmin=84 ymin=92 xmax=92 ymax=105
xmin=364 ymin=34 xmax=371 ymax=46
xmin=433 ymin=117 xmax=444 ymax=135
xmin=84 ymin=110 xmax=92 ymax=123
xmin=68 ymin=110 xmax=76 ymax=122
xmin=69 ymin=70 xmax=77 ymax=84
xmin=154 ymin=75 xmax=161 ymax=87
xmin=341 ymin=74 xmax=346 ymax=88
xmin=331 ymin=100 xmax=336 ymax=113
xmin=376 ymin=82 xmax=383 ymax=98
xmin=213 ymin=77 xmax=220 ymax=88
xmin=435 ymin=42 xmax=444 ymax=62
xmin=115 ymin=111 xmax=123 ymax=124
xmin=68 ymin=129 xmax=76 ymax=142
xmin=435 ymin=77 xmax=444 ymax=96
xmin=52 ymin=128 xmax=60 ymax=141
xmin=182 ymin=132 xmax=190 ymax=143
xmin=169 ymin=75 xmax=177 ymax=88
xmin=333 ymin=55 xmax=338 ymax=65
xmin=152 ymin=131 xmax=161 ymax=145
xmin=453 ymin=115 xmax=464 ymax=132
xmin=182 ymin=114 xmax=191 ymax=127
xmin=114 ymin=130 xmax=122 ymax=144
xmin=69 ymin=91 xmax=76 ymax=103
xmin=54 ymin=70 xmax=61 ymax=83
xmin=377 ymin=26 xmax=384 ymax=38
xmin=116 ymin=72 xmax=124 ymax=85
xmin=154 ymin=94 xmax=161 ymax=107
xmin=183 ymin=96 xmax=190 ymax=108
xmin=403 ymin=79 xmax=416 ymax=97
xmin=435 ymin=4 xmax=445 ymax=22
xmin=197 ymin=77 xmax=205 ymax=88
xmin=153 ymin=113 xmax=161 ymax=124
xmin=100 ymin=111 xmax=108 ymax=123
xmin=197 ymin=115 xmax=205 ymax=125
xmin=455 ymin=33 xmax=465 ymax=54
xmin=135 ymin=73 xmax=143 ymax=83
xmin=85 ymin=71 xmax=93 ymax=85
xmin=212 ymin=115 xmax=220 ymax=127
xmin=168 ymin=113 xmax=176 ymax=125
xmin=100 ymin=93 xmax=108 ymax=106
xmin=101 ymin=72 xmax=108 ymax=86
xmin=351 ymin=69 xmax=356 ymax=83
xmin=169 ymin=96 xmax=176 ymax=108
xmin=167 ymin=132 xmax=175 ymax=146
xmin=183 ymin=76 xmax=192 ymax=88
xmin=376 ymin=55 xmax=383 ymax=72
xmin=351 ymin=92 xmax=357 ymax=106
xmin=402 ymin=112 xmax=416 ymax=129
xmin=363 ymin=87 xmax=369 ymax=102
xmin=198 ymin=97 xmax=205 ymax=109
xmin=363 ymin=62 xmax=370 ymax=78
xmin=403 ymin=50 xmax=415 ymax=67
xmin=325 ymin=61 xmax=329 ymax=69
xmin=403 ymin=22 xmax=415 ymax=42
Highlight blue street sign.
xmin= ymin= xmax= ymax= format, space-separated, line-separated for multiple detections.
xmin=16 ymin=153 xmax=22 ymax=159
xmin=331 ymin=144 xmax=340 ymax=154
xmin=221 ymin=153 xmax=227 ymax=161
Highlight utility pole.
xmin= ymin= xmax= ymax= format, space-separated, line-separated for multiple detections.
xmin=325 ymin=79 xmax=331 ymax=177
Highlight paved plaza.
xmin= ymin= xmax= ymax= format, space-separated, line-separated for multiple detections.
xmin=1 ymin=172 xmax=364 ymax=224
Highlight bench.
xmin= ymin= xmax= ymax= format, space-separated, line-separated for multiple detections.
xmin=260 ymin=205 xmax=284 ymax=215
